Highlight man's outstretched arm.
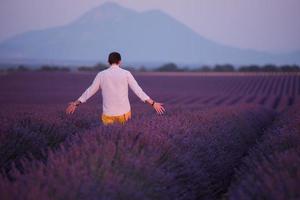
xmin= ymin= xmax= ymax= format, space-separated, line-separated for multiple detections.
xmin=66 ymin=73 xmax=101 ymax=114
xmin=144 ymin=98 xmax=165 ymax=115
xmin=127 ymin=72 xmax=165 ymax=115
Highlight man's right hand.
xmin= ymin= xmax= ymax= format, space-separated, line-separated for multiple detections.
xmin=145 ymin=99 xmax=166 ymax=115
xmin=153 ymin=102 xmax=165 ymax=115
xmin=66 ymin=100 xmax=81 ymax=115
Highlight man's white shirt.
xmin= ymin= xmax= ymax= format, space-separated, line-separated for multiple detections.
xmin=78 ymin=64 xmax=150 ymax=116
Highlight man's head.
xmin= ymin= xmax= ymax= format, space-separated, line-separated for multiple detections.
xmin=108 ymin=52 xmax=121 ymax=65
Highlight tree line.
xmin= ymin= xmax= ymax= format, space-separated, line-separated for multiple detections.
xmin=1 ymin=63 xmax=300 ymax=73
xmin=152 ymin=63 xmax=300 ymax=72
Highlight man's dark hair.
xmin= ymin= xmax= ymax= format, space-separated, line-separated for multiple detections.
xmin=108 ymin=52 xmax=121 ymax=65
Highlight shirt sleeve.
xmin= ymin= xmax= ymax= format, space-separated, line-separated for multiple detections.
xmin=127 ymin=71 xmax=150 ymax=102
xmin=77 ymin=73 xmax=101 ymax=103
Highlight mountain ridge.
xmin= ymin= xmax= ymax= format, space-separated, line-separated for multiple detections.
xmin=0 ymin=2 xmax=299 ymax=65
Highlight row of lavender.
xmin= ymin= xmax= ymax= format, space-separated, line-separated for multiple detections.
xmin=0 ymin=104 xmax=274 ymax=199
xmin=153 ymin=75 xmax=298 ymax=112
xmin=0 ymin=104 xmax=104 ymax=181
xmin=1 ymin=72 xmax=299 ymax=111
xmin=228 ymin=103 xmax=300 ymax=200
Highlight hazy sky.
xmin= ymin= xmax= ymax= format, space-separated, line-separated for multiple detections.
xmin=0 ymin=0 xmax=299 ymax=53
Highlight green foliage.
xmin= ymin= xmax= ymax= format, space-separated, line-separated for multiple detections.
xmin=238 ymin=64 xmax=300 ymax=72
xmin=1 ymin=63 xmax=300 ymax=73
xmin=154 ymin=63 xmax=183 ymax=72
xmin=37 ymin=65 xmax=70 ymax=72
xmin=238 ymin=65 xmax=261 ymax=72
xmin=213 ymin=64 xmax=235 ymax=72
xmin=78 ymin=62 xmax=108 ymax=71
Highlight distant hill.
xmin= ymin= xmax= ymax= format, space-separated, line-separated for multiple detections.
xmin=0 ymin=2 xmax=299 ymax=66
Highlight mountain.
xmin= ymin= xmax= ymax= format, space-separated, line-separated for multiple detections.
xmin=0 ymin=2 xmax=299 ymax=66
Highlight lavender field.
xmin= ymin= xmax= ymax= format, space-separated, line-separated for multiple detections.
xmin=0 ymin=71 xmax=299 ymax=200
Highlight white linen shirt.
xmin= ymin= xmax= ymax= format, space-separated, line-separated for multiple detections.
xmin=77 ymin=64 xmax=150 ymax=116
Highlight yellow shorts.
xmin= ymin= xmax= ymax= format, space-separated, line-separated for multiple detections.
xmin=101 ymin=111 xmax=131 ymax=125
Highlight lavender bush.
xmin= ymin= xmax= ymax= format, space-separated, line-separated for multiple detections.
xmin=0 ymin=105 xmax=99 ymax=180
xmin=0 ymin=105 xmax=274 ymax=200
xmin=228 ymin=103 xmax=300 ymax=200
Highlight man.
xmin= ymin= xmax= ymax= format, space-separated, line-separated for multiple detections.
xmin=66 ymin=52 xmax=165 ymax=125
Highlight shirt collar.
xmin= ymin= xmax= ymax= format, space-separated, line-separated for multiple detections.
xmin=110 ymin=64 xmax=120 ymax=68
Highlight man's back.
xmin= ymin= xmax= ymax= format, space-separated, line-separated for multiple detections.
xmin=100 ymin=65 xmax=131 ymax=116
xmin=77 ymin=64 xmax=150 ymax=116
